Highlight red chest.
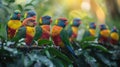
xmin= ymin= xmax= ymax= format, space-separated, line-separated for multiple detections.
xmin=99 ymin=36 xmax=109 ymax=43
xmin=40 ymin=25 xmax=50 ymax=40
xmin=8 ymin=27 xmax=16 ymax=38
xmin=51 ymin=26 xmax=63 ymax=46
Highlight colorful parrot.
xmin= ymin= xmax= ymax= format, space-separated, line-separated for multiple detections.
xmin=67 ymin=18 xmax=81 ymax=42
xmin=13 ymin=17 xmax=37 ymax=46
xmin=83 ymin=22 xmax=96 ymax=38
xmin=39 ymin=15 xmax=52 ymax=40
xmin=7 ymin=10 xmax=22 ymax=39
xmin=98 ymin=24 xmax=110 ymax=45
xmin=110 ymin=27 xmax=119 ymax=45
xmin=51 ymin=17 xmax=77 ymax=58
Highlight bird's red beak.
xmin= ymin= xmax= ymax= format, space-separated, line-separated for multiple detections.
xmin=50 ymin=19 xmax=52 ymax=23
xmin=17 ymin=14 xmax=21 ymax=17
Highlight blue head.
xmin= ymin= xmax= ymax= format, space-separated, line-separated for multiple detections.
xmin=40 ymin=15 xmax=52 ymax=25
xmin=56 ymin=17 xmax=68 ymax=28
xmin=11 ymin=10 xmax=21 ymax=20
xmin=72 ymin=18 xmax=81 ymax=27
xmin=111 ymin=27 xmax=118 ymax=32
xmin=26 ymin=10 xmax=36 ymax=18
xmin=99 ymin=24 xmax=107 ymax=30
xmin=89 ymin=22 xmax=96 ymax=29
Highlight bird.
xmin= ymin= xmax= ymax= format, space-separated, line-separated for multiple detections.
xmin=83 ymin=22 xmax=96 ymax=38
xmin=13 ymin=17 xmax=37 ymax=46
xmin=67 ymin=18 xmax=81 ymax=42
xmin=7 ymin=10 xmax=22 ymax=39
xmin=39 ymin=15 xmax=52 ymax=40
xmin=98 ymin=24 xmax=110 ymax=45
xmin=51 ymin=17 xmax=77 ymax=58
xmin=110 ymin=27 xmax=119 ymax=45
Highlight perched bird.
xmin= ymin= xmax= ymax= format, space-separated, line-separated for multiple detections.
xmin=7 ymin=10 xmax=22 ymax=39
xmin=83 ymin=22 xmax=96 ymax=38
xmin=110 ymin=27 xmax=119 ymax=45
xmin=13 ymin=17 xmax=37 ymax=46
xmin=51 ymin=17 xmax=77 ymax=58
xmin=39 ymin=15 xmax=52 ymax=40
xmin=98 ymin=24 xmax=110 ymax=45
xmin=67 ymin=18 xmax=81 ymax=42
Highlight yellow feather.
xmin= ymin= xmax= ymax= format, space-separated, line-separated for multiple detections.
xmin=100 ymin=30 xmax=110 ymax=37
xmin=26 ymin=26 xmax=35 ymax=37
xmin=72 ymin=26 xmax=78 ymax=35
xmin=55 ymin=19 xmax=58 ymax=25
xmin=39 ymin=18 xmax=42 ymax=24
xmin=24 ymin=13 xmax=27 ymax=19
xmin=89 ymin=29 xmax=96 ymax=36
xmin=8 ymin=20 xmax=22 ymax=30
xmin=110 ymin=32 xmax=119 ymax=40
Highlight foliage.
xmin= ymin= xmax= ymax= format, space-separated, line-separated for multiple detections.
xmin=0 ymin=0 xmax=120 ymax=67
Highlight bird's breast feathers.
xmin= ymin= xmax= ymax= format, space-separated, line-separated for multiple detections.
xmin=8 ymin=20 xmax=22 ymax=30
xmin=40 ymin=25 xmax=50 ymax=39
xmin=89 ymin=29 xmax=96 ymax=36
xmin=110 ymin=32 xmax=119 ymax=40
xmin=72 ymin=26 xmax=78 ymax=35
xmin=26 ymin=26 xmax=35 ymax=37
xmin=51 ymin=25 xmax=63 ymax=36
xmin=100 ymin=30 xmax=110 ymax=37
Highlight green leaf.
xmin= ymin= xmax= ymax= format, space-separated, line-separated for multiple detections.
xmin=29 ymin=0 xmax=35 ymax=4
xmin=4 ymin=0 xmax=15 ymax=3
xmin=17 ymin=4 xmax=23 ymax=11
xmin=25 ymin=3 xmax=34 ymax=7
xmin=84 ymin=52 xmax=98 ymax=67
xmin=95 ymin=53 xmax=111 ymax=66
xmin=48 ymin=47 xmax=72 ymax=64
xmin=91 ymin=45 xmax=109 ymax=53
xmin=9 ymin=0 xmax=15 ymax=3
xmin=51 ymin=58 xmax=64 ymax=67
xmin=38 ymin=39 xmax=53 ymax=46
xmin=0 ymin=35 xmax=5 ymax=40
xmin=81 ymin=44 xmax=109 ymax=53
xmin=80 ymin=36 xmax=96 ymax=43
xmin=24 ymin=8 xmax=31 ymax=11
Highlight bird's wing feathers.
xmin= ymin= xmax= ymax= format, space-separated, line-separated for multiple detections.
xmin=12 ymin=26 xmax=26 ymax=42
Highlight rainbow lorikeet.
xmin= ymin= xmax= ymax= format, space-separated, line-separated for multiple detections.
xmin=83 ymin=22 xmax=96 ymax=38
xmin=7 ymin=10 xmax=22 ymax=39
xmin=98 ymin=24 xmax=110 ymax=45
xmin=13 ymin=17 xmax=37 ymax=46
xmin=51 ymin=17 xmax=77 ymax=58
xmin=110 ymin=27 xmax=119 ymax=45
xmin=67 ymin=18 xmax=81 ymax=42
xmin=39 ymin=15 xmax=52 ymax=40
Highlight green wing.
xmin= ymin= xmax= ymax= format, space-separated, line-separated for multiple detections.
xmin=60 ymin=29 xmax=77 ymax=58
xmin=12 ymin=26 xmax=26 ymax=42
xmin=60 ymin=29 xmax=72 ymax=47
xmin=33 ymin=26 xmax=42 ymax=41
xmin=83 ymin=30 xmax=90 ymax=38
xmin=66 ymin=25 xmax=73 ymax=38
